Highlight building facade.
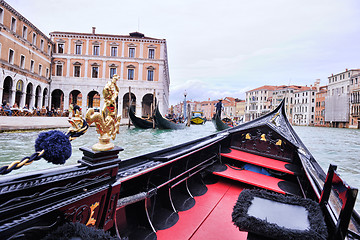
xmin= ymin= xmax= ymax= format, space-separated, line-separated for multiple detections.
xmin=50 ymin=29 xmax=170 ymax=118
xmin=0 ymin=1 xmax=52 ymax=109
xmin=0 ymin=1 xmax=170 ymax=119
xmin=349 ymin=73 xmax=360 ymax=128
xmin=292 ymin=86 xmax=317 ymax=126
xmin=314 ymin=86 xmax=327 ymax=127
xmin=245 ymin=86 xmax=275 ymax=121
xmin=325 ymin=69 xmax=360 ymax=128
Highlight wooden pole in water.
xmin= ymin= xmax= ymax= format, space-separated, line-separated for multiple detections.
xmin=152 ymin=89 xmax=156 ymax=129
xmin=128 ymin=86 xmax=131 ymax=128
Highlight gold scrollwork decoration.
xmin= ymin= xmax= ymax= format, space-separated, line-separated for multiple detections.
xmin=86 ymin=202 xmax=99 ymax=226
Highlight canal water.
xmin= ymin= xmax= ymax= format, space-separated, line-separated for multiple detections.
xmin=0 ymin=123 xmax=359 ymax=212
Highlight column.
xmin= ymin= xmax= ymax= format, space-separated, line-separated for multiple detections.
xmin=85 ymin=60 xmax=88 ymax=78
xmin=67 ymin=59 xmax=71 ymax=77
xmin=138 ymin=63 xmax=143 ymax=81
xmin=38 ymin=93 xmax=43 ymax=108
xmin=67 ymin=38 xmax=72 ymax=54
xmin=121 ymin=41 xmax=125 ymax=57
xmin=86 ymin=39 xmax=89 ymax=55
xmin=103 ymin=40 xmax=107 ymax=56
xmin=139 ymin=43 xmax=144 ymax=58
xmin=102 ymin=60 xmax=106 ymax=79
xmin=0 ymin=87 xmax=3 ymax=103
xmin=19 ymin=91 xmax=26 ymax=108
xmin=81 ymin=91 xmax=87 ymax=112
xmin=64 ymin=93 xmax=69 ymax=110
xmin=10 ymin=90 xmax=16 ymax=106
xmin=30 ymin=93 xmax=35 ymax=109
xmin=120 ymin=62 xmax=124 ymax=80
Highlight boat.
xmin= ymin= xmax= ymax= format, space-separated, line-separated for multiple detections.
xmin=190 ymin=111 xmax=206 ymax=125
xmin=1 ymin=99 xmax=359 ymax=240
xmin=212 ymin=112 xmax=234 ymax=131
xmin=153 ymin=106 xmax=186 ymax=130
xmin=129 ymin=107 xmax=154 ymax=129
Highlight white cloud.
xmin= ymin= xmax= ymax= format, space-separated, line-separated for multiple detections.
xmin=7 ymin=0 xmax=360 ymax=106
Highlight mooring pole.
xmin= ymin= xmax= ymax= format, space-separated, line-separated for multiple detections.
xmin=128 ymin=86 xmax=131 ymax=128
xmin=153 ymin=89 xmax=156 ymax=129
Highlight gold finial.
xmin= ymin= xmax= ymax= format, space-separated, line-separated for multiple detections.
xmin=85 ymin=74 xmax=121 ymax=151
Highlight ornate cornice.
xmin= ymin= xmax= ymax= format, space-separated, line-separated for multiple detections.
xmin=126 ymin=64 xmax=136 ymax=68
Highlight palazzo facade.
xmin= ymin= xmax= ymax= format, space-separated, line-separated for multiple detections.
xmin=0 ymin=0 xmax=170 ymax=119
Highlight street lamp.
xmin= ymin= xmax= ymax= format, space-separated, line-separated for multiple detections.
xmin=183 ymin=90 xmax=187 ymax=119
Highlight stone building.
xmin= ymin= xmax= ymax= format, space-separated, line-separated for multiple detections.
xmin=245 ymin=86 xmax=275 ymax=121
xmin=292 ymin=86 xmax=317 ymax=126
xmin=50 ymin=29 xmax=170 ymax=118
xmin=0 ymin=1 xmax=52 ymax=109
xmin=0 ymin=1 xmax=170 ymax=119
xmin=314 ymin=86 xmax=327 ymax=127
xmin=349 ymin=73 xmax=360 ymax=128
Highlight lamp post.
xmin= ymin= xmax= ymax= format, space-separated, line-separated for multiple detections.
xmin=183 ymin=90 xmax=187 ymax=120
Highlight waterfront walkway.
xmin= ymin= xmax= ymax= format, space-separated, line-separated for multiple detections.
xmin=0 ymin=116 xmax=71 ymax=131
xmin=0 ymin=116 xmax=131 ymax=131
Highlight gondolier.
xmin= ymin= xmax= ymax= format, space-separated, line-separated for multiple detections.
xmin=215 ymin=99 xmax=223 ymax=118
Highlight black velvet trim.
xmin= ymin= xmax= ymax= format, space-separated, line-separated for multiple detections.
xmin=42 ymin=222 xmax=118 ymax=240
xmin=232 ymin=189 xmax=328 ymax=240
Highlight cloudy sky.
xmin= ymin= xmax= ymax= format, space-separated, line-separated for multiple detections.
xmin=7 ymin=0 xmax=360 ymax=105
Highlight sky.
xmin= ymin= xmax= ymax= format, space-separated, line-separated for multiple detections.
xmin=6 ymin=0 xmax=360 ymax=105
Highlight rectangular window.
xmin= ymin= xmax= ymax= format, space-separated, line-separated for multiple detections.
xmin=22 ymin=25 xmax=27 ymax=39
xmin=92 ymin=67 xmax=99 ymax=78
xmin=75 ymin=45 xmax=82 ymax=55
xmin=46 ymin=68 xmax=49 ymax=78
xmin=93 ymin=46 xmax=99 ymax=55
xmin=111 ymin=46 xmax=117 ymax=56
xmin=0 ymin=8 xmax=3 ymax=24
xmin=48 ymin=45 xmax=51 ymax=55
xmin=147 ymin=70 xmax=154 ymax=81
xmin=20 ymin=55 xmax=25 ymax=68
xmin=148 ymin=49 xmax=155 ymax=59
xmin=58 ymin=43 xmax=64 ymax=53
xmin=74 ymin=66 xmax=81 ymax=77
xmin=56 ymin=64 xmax=62 ymax=76
xmin=32 ymin=33 xmax=37 ymax=45
xmin=40 ymin=39 xmax=44 ymax=51
xmin=30 ymin=60 xmax=34 ymax=72
xmin=38 ymin=64 xmax=42 ymax=76
xmin=110 ymin=68 xmax=116 ymax=78
xmin=11 ymin=17 xmax=16 ymax=32
xmin=8 ymin=49 xmax=14 ymax=64
xmin=129 ymin=48 xmax=135 ymax=58
xmin=128 ymin=69 xmax=134 ymax=80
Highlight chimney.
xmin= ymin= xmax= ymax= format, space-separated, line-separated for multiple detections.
xmin=92 ymin=27 xmax=96 ymax=34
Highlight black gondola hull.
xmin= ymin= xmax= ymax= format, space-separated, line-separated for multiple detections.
xmin=154 ymin=107 xmax=186 ymax=130
xmin=128 ymin=107 xmax=154 ymax=129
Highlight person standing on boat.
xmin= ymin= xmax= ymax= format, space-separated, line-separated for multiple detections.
xmin=215 ymin=99 xmax=223 ymax=118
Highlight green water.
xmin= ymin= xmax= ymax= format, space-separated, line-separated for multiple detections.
xmin=0 ymin=123 xmax=359 ymax=212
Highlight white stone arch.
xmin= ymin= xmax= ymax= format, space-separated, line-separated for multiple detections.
xmin=35 ymin=85 xmax=42 ymax=108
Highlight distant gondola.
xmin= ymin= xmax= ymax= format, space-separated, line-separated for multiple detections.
xmin=128 ymin=107 xmax=154 ymax=129
xmin=154 ymin=106 xmax=186 ymax=130
xmin=212 ymin=113 xmax=233 ymax=131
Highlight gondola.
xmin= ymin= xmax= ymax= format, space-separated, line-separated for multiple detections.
xmin=128 ymin=107 xmax=154 ymax=129
xmin=153 ymin=106 xmax=187 ymax=130
xmin=212 ymin=112 xmax=233 ymax=131
xmin=1 ymin=100 xmax=360 ymax=240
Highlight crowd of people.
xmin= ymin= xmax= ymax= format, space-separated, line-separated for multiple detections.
xmin=0 ymin=100 xmax=81 ymax=117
